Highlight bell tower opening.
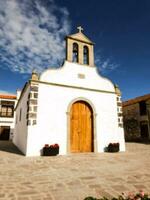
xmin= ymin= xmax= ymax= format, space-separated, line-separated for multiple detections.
xmin=72 ymin=43 xmax=79 ymax=63
xmin=83 ymin=46 xmax=89 ymax=65
xmin=66 ymin=26 xmax=94 ymax=67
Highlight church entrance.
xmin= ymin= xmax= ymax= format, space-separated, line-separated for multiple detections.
xmin=70 ymin=100 xmax=94 ymax=153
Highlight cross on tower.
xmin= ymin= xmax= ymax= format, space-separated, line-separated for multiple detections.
xmin=77 ymin=26 xmax=84 ymax=33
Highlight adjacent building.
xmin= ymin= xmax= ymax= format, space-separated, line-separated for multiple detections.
xmin=0 ymin=94 xmax=17 ymax=140
xmin=123 ymin=94 xmax=150 ymax=141
xmin=13 ymin=27 xmax=125 ymax=156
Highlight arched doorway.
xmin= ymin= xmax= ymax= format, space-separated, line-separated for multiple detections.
xmin=70 ymin=100 xmax=94 ymax=153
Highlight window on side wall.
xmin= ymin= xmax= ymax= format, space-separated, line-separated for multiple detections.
xmin=139 ymin=101 xmax=147 ymax=116
xmin=0 ymin=105 xmax=14 ymax=117
xmin=19 ymin=108 xmax=22 ymax=121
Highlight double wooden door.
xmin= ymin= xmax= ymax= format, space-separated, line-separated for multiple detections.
xmin=70 ymin=101 xmax=93 ymax=152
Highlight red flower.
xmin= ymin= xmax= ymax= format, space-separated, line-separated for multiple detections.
xmin=109 ymin=142 xmax=119 ymax=147
xmin=54 ymin=143 xmax=59 ymax=148
xmin=49 ymin=144 xmax=59 ymax=148
xmin=44 ymin=144 xmax=49 ymax=148
xmin=139 ymin=190 xmax=145 ymax=197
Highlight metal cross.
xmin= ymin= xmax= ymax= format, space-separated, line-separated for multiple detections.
xmin=77 ymin=26 xmax=84 ymax=33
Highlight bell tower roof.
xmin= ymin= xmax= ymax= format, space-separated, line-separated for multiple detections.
xmin=66 ymin=27 xmax=95 ymax=67
xmin=66 ymin=26 xmax=94 ymax=45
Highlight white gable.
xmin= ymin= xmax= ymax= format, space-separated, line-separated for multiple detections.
xmin=40 ymin=61 xmax=115 ymax=93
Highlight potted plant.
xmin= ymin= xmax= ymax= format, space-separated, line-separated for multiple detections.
xmin=49 ymin=144 xmax=59 ymax=156
xmin=43 ymin=143 xmax=59 ymax=156
xmin=43 ymin=144 xmax=50 ymax=156
xmin=107 ymin=142 xmax=119 ymax=152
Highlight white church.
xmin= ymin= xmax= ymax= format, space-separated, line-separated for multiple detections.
xmin=13 ymin=27 xmax=125 ymax=156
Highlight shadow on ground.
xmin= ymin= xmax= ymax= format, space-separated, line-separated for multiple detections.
xmin=0 ymin=141 xmax=23 ymax=155
xmin=125 ymin=138 xmax=150 ymax=145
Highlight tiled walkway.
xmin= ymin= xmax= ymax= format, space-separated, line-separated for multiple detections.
xmin=0 ymin=141 xmax=150 ymax=200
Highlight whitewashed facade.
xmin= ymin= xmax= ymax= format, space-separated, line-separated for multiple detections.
xmin=13 ymin=28 xmax=125 ymax=156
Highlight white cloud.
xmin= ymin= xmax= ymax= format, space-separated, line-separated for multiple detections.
xmin=95 ymin=53 xmax=119 ymax=74
xmin=0 ymin=0 xmax=71 ymax=74
xmin=0 ymin=0 xmax=118 ymax=75
xmin=0 ymin=90 xmax=16 ymax=95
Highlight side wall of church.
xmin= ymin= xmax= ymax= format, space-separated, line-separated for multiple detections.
xmin=13 ymin=84 xmax=30 ymax=155
xmin=26 ymin=83 xmax=125 ymax=156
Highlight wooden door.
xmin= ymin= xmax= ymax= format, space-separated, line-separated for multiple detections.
xmin=70 ymin=101 xmax=93 ymax=152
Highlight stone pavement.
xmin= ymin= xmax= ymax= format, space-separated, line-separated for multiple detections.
xmin=0 ymin=141 xmax=150 ymax=200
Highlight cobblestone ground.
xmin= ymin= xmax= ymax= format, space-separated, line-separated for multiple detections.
xmin=0 ymin=141 xmax=150 ymax=200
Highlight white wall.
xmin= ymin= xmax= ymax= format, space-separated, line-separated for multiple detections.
xmin=13 ymin=85 xmax=30 ymax=155
xmin=25 ymin=61 xmax=125 ymax=156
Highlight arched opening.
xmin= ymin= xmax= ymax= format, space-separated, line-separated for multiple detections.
xmin=83 ymin=46 xmax=89 ymax=65
xmin=70 ymin=100 xmax=94 ymax=153
xmin=72 ymin=43 xmax=78 ymax=63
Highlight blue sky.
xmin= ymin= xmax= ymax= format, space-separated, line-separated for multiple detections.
xmin=0 ymin=0 xmax=150 ymax=101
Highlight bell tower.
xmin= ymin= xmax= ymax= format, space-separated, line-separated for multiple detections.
xmin=66 ymin=26 xmax=95 ymax=67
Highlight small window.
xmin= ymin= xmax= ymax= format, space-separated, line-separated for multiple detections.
xmin=140 ymin=122 xmax=149 ymax=138
xmin=139 ymin=101 xmax=147 ymax=116
xmin=0 ymin=105 xmax=14 ymax=117
xmin=19 ymin=108 xmax=22 ymax=121
xmin=16 ymin=115 xmax=18 ymax=124
xmin=83 ymin=46 xmax=89 ymax=65
xmin=72 ymin=43 xmax=78 ymax=62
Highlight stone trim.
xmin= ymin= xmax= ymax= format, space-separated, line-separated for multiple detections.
xmin=119 ymin=123 xmax=123 ymax=128
xmin=116 ymin=94 xmax=123 ymax=128
xmin=30 ymin=86 xmax=39 ymax=92
xmin=117 ymin=102 xmax=122 ymax=106
xmin=28 ymin=99 xmax=38 ymax=105
xmin=27 ymin=120 xmax=31 ymax=126
xmin=26 ymin=83 xmax=39 ymax=126
xmin=118 ymin=113 xmax=123 ymax=117
xmin=26 ymin=113 xmax=37 ymax=119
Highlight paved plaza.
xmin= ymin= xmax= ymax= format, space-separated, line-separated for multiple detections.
xmin=0 ymin=141 xmax=150 ymax=200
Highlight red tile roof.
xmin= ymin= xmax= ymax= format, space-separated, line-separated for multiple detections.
xmin=0 ymin=94 xmax=16 ymax=100
xmin=123 ymin=93 xmax=150 ymax=107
